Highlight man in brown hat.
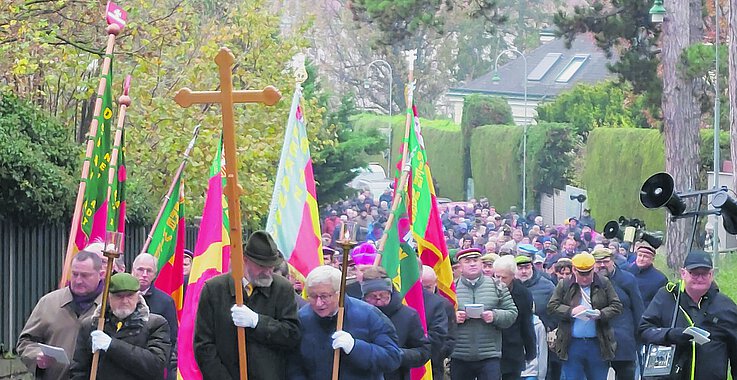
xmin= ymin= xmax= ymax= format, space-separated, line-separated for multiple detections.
xmin=625 ymin=240 xmax=667 ymax=308
xmin=194 ymin=230 xmax=301 ymax=380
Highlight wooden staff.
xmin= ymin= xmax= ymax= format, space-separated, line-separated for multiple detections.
xmin=174 ymin=47 xmax=281 ymax=380
xmin=333 ymin=226 xmax=357 ymax=380
xmin=89 ymin=237 xmax=122 ymax=380
xmin=374 ymin=50 xmax=418 ymax=267
xmin=59 ymin=22 xmax=122 ymax=288
xmin=139 ymin=124 xmax=201 ymax=255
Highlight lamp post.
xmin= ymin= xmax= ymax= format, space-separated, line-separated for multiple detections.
xmin=365 ymin=60 xmax=393 ymax=172
xmin=649 ymin=0 xmax=666 ymax=23
xmin=492 ymin=47 xmax=528 ymax=216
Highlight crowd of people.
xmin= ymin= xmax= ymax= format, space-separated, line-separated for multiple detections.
xmin=12 ymin=189 xmax=737 ymax=380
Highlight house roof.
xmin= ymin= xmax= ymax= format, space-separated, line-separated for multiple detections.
xmin=449 ymin=35 xmax=616 ymax=99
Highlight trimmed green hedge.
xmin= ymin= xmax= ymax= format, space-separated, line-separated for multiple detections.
xmin=470 ymin=125 xmax=523 ymax=211
xmin=582 ymin=128 xmax=666 ymax=231
xmin=352 ymin=113 xmax=464 ymax=201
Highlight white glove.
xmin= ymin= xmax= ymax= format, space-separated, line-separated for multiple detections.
xmin=91 ymin=330 xmax=112 ymax=352
xmin=231 ymin=304 xmax=259 ymax=328
xmin=331 ymin=330 xmax=355 ymax=354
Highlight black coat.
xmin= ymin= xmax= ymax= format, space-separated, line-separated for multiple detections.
xmin=501 ymin=279 xmax=537 ymax=375
xmin=70 ymin=302 xmax=171 ymax=380
xmin=194 ymin=273 xmax=301 ymax=380
xmin=379 ymin=292 xmax=432 ymax=380
xmin=423 ymin=290 xmax=454 ymax=380
xmin=143 ymin=285 xmax=178 ymax=375
xmin=640 ymin=283 xmax=737 ymax=380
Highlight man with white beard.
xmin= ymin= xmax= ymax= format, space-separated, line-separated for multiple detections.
xmin=70 ymin=273 xmax=171 ymax=380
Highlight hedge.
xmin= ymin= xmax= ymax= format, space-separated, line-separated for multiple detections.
xmin=470 ymin=125 xmax=523 ymax=211
xmin=582 ymin=128 xmax=666 ymax=231
xmin=352 ymin=113 xmax=464 ymax=201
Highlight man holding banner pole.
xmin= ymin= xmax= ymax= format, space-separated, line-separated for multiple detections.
xmin=194 ymin=231 xmax=301 ymax=380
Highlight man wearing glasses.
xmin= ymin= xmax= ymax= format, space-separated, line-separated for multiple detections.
xmin=287 ymin=265 xmax=401 ymax=380
xmin=547 ymin=252 xmax=622 ymax=380
xmin=593 ymin=248 xmax=643 ymax=380
xmin=640 ymin=250 xmax=737 ymax=380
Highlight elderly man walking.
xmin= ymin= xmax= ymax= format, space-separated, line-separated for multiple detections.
xmin=451 ymin=248 xmax=518 ymax=380
xmin=547 ymin=252 xmax=622 ymax=380
xmin=16 ymin=250 xmax=104 ymax=380
xmin=70 ymin=273 xmax=171 ymax=380
xmin=640 ymin=250 xmax=737 ymax=379
xmin=287 ymin=265 xmax=402 ymax=379
xmin=194 ymin=230 xmax=301 ymax=380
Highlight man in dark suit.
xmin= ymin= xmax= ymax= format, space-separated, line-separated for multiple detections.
xmin=194 ymin=231 xmax=301 ymax=380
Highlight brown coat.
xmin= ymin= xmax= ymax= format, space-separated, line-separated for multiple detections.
xmin=546 ymin=273 xmax=622 ymax=361
xmin=16 ymin=287 xmax=102 ymax=380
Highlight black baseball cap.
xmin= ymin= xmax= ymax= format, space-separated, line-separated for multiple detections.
xmin=683 ymin=250 xmax=713 ymax=270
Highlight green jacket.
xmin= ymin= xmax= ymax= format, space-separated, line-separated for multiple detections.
xmin=452 ymin=275 xmax=518 ymax=361
xmin=546 ymin=273 xmax=623 ymax=361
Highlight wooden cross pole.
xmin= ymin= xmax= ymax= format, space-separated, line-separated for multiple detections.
xmin=174 ymin=47 xmax=281 ymax=380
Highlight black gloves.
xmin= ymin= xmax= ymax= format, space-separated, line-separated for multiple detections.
xmin=666 ymin=328 xmax=692 ymax=345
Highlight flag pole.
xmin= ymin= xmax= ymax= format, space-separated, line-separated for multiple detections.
xmin=333 ymin=226 xmax=357 ymax=380
xmin=139 ymin=124 xmax=201 ymax=255
xmin=374 ymin=50 xmax=418 ymax=266
xmin=59 ymin=22 xmax=122 ymax=289
xmin=105 ymin=75 xmax=130 ymax=229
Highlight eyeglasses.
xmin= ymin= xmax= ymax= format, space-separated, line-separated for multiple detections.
xmin=595 ymin=259 xmax=611 ymax=265
xmin=686 ymin=270 xmax=712 ymax=279
xmin=307 ymin=293 xmax=337 ymax=303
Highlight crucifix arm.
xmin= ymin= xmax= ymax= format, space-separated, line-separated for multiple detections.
xmin=174 ymin=86 xmax=281 ymax=108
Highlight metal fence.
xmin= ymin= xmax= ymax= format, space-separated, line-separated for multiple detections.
xmin=0 ymin=221 xmax=199 ymax=352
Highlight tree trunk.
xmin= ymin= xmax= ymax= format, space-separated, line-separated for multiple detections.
xmin=661 ymin=0 xmax=703 ymax=271
xmin=730 ymin=0 xmax=737 ymax=197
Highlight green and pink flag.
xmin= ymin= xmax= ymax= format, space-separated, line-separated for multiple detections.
xmin=150 ymin=178 xmax=185 ymax=319
xmin=177 ymin=140 xmax=230 ymax=380
xmin=265 ymin=86 xmax=323 ymax=282
xmin=75 ymin=59 xmax=114 ymax=250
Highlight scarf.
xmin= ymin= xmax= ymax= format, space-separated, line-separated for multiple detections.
xmin=71 ymin=281 xmax=103 ymax=316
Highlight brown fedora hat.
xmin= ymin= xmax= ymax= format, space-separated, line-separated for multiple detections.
xmin=243 ymin=230 xmax=283 ymax=267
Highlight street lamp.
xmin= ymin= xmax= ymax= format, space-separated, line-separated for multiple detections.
xmin=492 ymin=47 xmax=528 ymax=217
xmin=365 ymin=60 xmax=393 ymax=173
xmin=649 ymin=0 xmax=666 ymax=23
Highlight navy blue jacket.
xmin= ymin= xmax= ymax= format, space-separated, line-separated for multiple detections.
xmin=142 ymin=286 xmax=179 ymax=377
xmin=379 ymin=292 xmax=431 ymax=380
xmin=640 ymin=283 xmax=737 ymax=380
xmin=607 ymin=267 xmax=644 ymax=361
xmin=523 ymin=269 xmax=556 ymax=329
xmin=626 ymin=263 xmax=667 ymax=308
xmin=287 ymin=297 xmax=402 ymax=380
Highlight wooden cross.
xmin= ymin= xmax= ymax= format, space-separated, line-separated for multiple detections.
xmin=174 ymin=47 xmax=281 ymax=380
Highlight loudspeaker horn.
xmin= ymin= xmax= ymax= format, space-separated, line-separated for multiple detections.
xmin=637 ymin=231 xmax=663 ymax=249
xmin=570 ymin=194 xmax=587 ymax=203
xmin=603 ymin=221 xmax=623 ymax=240
xmin=712 ymin=191 xmax=737 ymax=235
xmin=640 ymin=172 xmax=687 ymax=216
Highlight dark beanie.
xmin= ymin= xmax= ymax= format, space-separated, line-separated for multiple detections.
xmin=361 ymin=278 xmax=393 ymax=296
